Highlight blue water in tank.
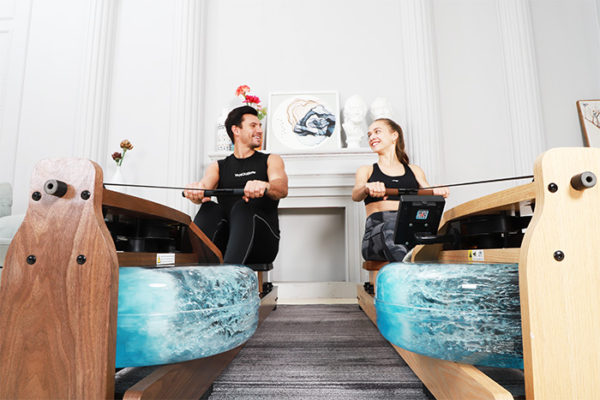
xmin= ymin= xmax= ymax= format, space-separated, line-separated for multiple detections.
xmin=115 ymin=265 xmax=259 ymax=367
xmin=375 ymin=262 xmax=523 ymax=369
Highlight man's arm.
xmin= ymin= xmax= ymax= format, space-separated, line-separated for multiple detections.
xmin=242 ymin=154 xmax=288 ymax=201
xmin=183 ymin=161 xmax=220 ymax=204
xmin=265 ymin=154 xmax=288 ymax=200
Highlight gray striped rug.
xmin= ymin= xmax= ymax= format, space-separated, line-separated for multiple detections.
xmin=208 ymin=304 xmax=525 ymax=399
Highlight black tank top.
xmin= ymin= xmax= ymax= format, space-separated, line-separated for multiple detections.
xmin=364 ymin=163 xmax=419 ymax=205
xmin=217 ymin=151 xmax=279 ymax=228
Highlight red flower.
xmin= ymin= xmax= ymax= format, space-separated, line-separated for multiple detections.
xmin=244 ymin=95 xmax=261 ymax=104
xmin=236 ymin=85 xmax=251 ymax=96
xmin=234 ymin=85 xmax=267 ymax=120
xmin=112 ymin=152 xmax=122 ymax=161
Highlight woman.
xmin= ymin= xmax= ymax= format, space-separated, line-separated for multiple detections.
xmin=352 ymin=118 xmax=449 ymax=262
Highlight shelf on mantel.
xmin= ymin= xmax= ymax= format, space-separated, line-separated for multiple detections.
xmin=208 ymin=148 xmax=376 ymax=160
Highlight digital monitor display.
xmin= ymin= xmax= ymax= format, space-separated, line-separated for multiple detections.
xmin=394 ymin=195 xmax=445 ymax=249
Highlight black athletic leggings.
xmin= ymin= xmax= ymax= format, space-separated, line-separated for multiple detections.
xmin=193 ymin=201 xmax=280 ymax=264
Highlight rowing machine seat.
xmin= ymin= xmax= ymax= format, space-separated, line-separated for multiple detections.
xmin=362 ymin=260 xmax=389 ymax=271
xmin=247 ymin=263 xmax=273 ymax=271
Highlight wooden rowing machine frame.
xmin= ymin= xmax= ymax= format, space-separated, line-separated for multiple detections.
xmin=0 ymin=158 xmax=277 ymax=399
xmin=358 ymin=147 xmax=600 ymax=399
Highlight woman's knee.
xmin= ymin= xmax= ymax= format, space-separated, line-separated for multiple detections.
xmin=381 ymin=219 xmax=397 ymax=242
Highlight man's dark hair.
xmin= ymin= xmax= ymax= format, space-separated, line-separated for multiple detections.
xmin=225 ymin=106 xmax=258 ymax=143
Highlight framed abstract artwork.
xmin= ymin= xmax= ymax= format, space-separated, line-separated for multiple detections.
xmin=266 ymin=91 xmax=341 ymax=153
xmin=576 ymin=100 xmax=600 ymax=147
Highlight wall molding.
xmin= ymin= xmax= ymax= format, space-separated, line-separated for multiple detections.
xmin=497 ymin=0 xmax=545 ymax=176
xmin=74 ymin=0 xmax=119 ymax=167
xmin=399 ymin=0 xmax=445 ymax=185
xmin=166 ymin=0 xmax=207 ymax=215
xmin=0 ymin=0 xmax=32 ymax=187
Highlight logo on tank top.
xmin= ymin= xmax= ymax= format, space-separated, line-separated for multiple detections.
xmin=235 ymin=170 xmax=256 ymax=177
xmin=392 ymin=179 xmax=399 ymax=182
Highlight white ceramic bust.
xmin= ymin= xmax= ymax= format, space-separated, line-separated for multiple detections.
xmin=369 ymin=97 xmax=393 ymax=120
xmin=216 ymin=107 xmax=232 ymax=152
xmin=342 ymin=95 xmax=368 ymax=148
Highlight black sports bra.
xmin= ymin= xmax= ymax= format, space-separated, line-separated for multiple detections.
xmin=364 ymin=163 xmax=419 ymax=205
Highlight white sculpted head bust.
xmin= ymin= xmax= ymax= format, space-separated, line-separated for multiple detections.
xmin=343 ymin=95 xmax=368 ymax=123
xmin=342 ymin=95 xmax=368 ymax=148
xmin=370 ymin=97 xmax=393 ymax=120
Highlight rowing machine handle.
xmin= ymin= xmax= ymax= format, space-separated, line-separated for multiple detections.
xmin=204 ymin=188 xmax=245 ymax=196
xmin=181 ymin=188 xmax=245 ymax=197
xmin=384 ymin=188 xmax=434 ymax=196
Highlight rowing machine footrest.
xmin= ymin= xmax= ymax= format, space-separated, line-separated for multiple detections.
xmin=262 ymin=282 xmax=274 ymax=295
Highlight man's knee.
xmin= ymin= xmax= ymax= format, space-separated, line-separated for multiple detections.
xmin=194 ymin=201 xmax=218 ymax=216
xmin=193 ymin=201 xmax=224 ymax=228
xmin=200 ymin=200 xmax=220 ymax=211
xmin=229 ymin=201 xmax=257 ymax=221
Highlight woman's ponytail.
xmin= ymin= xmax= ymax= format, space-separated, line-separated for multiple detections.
xmin=375 ymin=118 xmax=409 ymax=164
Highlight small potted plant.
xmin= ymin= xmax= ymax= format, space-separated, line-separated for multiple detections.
xmin=110 ymin=140 xmax=134 ymax=191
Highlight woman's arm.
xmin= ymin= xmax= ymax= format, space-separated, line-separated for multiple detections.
xmin=352 ymin=165 xmax=387 ymax=201
xmin=352 ymin=165 xmax=370 ymax=201
xmin=409 ymin=164 xmax=450 ymax=198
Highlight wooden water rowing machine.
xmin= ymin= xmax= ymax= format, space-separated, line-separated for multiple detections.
xmin=0 ymin=158 xmax=277 ymax=399
xmin=358 ymin=147 xmax=600 ymax=399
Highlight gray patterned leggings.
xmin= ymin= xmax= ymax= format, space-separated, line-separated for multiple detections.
xmin=362 ymin=211 xmax=408 ymax=262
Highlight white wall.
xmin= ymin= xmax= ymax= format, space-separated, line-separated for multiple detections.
xmin=202 ymin=0 xmax=407 ymax=160
xmin=531 ymin=0 xmax=600 ymax=149
xmin=106 ymin=0 xmax=176 ymax=205
xmin=4 ymin=0 xmax=600 ymax=211
xmin=1 ymin=0 xmax=600 ymax=286
xmin=2 ymin=0 xmax=88 ymax=213
xmin=433 ymin=0 xmax=517 ymax=206
xmin=201 ymin=0 xmax=600 ymax=210
xmin=0 ymin=1 xmax=13 ymax=123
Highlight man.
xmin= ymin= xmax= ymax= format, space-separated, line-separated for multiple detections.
xmin=184 ymin=105 xmax=288 ymax=264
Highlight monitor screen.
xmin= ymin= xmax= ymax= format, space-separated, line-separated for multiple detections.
xmin=394 ymin=195 xmax=445 ymax=249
